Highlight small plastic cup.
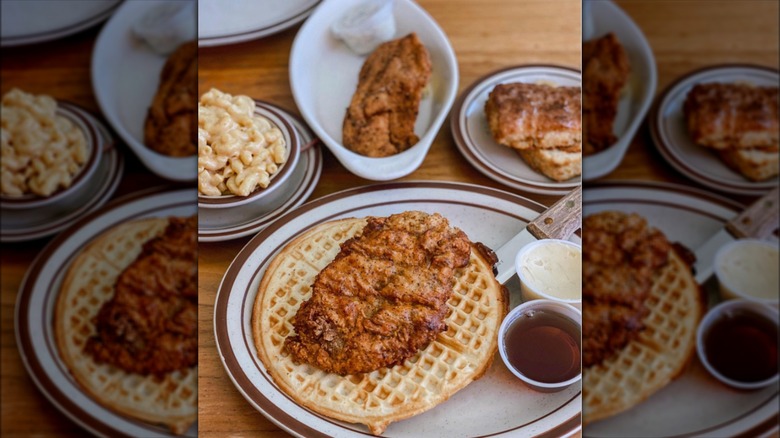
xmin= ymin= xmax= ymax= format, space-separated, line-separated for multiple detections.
xmin=498 ymin=299 xmax=582 ymax=392
xmin=714 ymin=239 xmax=779 ymax=306
xmin=515 ymin=239 xmax=582 ymax=309
xmin=696 ymin=299 xmax=779 ymax=390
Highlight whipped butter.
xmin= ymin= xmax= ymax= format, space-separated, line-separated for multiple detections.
xmin=716 ymin=240 xmax=779 ymax=302
xmin=516 ymin=240 xmax=582 ymax=303
xmin=331 ymin=0 xmax=396 ymax=55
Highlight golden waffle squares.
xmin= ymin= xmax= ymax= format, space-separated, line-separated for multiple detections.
xmin=55 ymin=218 xmax=198 ymax=434
xmin=583 ymin=251 xmax=703 ymax=424
xmin=252 ymin=217 xmax=506 ymax=435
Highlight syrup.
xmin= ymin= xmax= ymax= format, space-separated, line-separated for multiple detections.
xmin=504 ymin=309 xmax=581 ymax=383
xmin=703 ymin=309 xmax=778 ymax=383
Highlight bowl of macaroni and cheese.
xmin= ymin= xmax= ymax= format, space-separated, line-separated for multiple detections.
xmin=197 ymin=89 xmax=299 ymax=209
xmin=1 ymin=89 xmax=102 ymax=210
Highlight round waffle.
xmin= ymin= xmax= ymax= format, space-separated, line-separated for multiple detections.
xmin=583 ymin=250 xmax=704 ymax=424
xmin=54 ymin=218 xmax=198 ymax=435
xmin=252 ymin=217 xmax=507 ymax=435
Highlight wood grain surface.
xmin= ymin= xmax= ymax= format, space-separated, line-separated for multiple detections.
xmin=1 ymin=0 xmax=778 ymax=437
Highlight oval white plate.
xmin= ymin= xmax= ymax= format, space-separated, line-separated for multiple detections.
xmin=15 ymin=188 xmax=197 ymax=437
xmin=583 ymin=181 xmax=779 ymax=438
xmin=92 ymin=0 xmax=196 ymax=182
xmin=650 ymin=64 xmax=779 ymax=196
xmin=290 ymin=0 xmax=458 ymax=181
xmin=0 ymin=108 xmax=123 ymax=242
xmin=0 ymin=0 xmax=120 ymax=47
xmin=198 ymin=0 xmax=321 ymax=47
xmin=452 ymin=65 xmax=582 ymax=195
xmin=582 ymin=0 xmax=657 ymax=181
xmin=198 ymin=103 xmax=323 ymax=242
xmin=214 ymin=181 xmax=581 ymax=438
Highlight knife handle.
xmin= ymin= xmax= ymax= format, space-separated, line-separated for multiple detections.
xmin=527 ymin=186 xmax=582 ymax=240
xmin=726 ymin=187 xmax=779 ymax=239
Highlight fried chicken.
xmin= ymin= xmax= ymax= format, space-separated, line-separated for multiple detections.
xmin=342 ymin=33 xmax=432 ymax=157
xmin=145 ymin=41 xmax=197 ymax=157
xmin=485 ymin=82 xmax=582 ymax=151
xmin=683 ymin=83 xmax=779 ymax=150
xmin=284 ymin=211 xmax=471 ymax=375
xmin=582 ymin=211 xmax=671 ymax=368
xmin=583 ymin=33 xmax=630 ymax=155
xmin=85 ymin=216 xmax=198 ymax=376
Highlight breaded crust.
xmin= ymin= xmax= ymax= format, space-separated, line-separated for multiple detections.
xmin=583 ymin=33 xmax=630 ymax=155
xmin=683 ymin=83 xmax=779 ymax=150
xmin=343 ymin=33 xmax=432 ymax=157
xmin=485 ymin=82 xmax=582 ymax=150
xmin=144 ymin=41 xmax=197 ymax=157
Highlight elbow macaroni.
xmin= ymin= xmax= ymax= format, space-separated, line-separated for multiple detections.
xmin=1 ymin=88 xmax=88 ymax=197
xmin=198 ymin=88 xmax=287 ymax=197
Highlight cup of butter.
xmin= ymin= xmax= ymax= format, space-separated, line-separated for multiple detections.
xmin=515 ymin=239 xmax=582 ymax=308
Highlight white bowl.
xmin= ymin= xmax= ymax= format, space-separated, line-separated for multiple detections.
xmin=198 ymin=101 xmax=300 ymax=210
xmin=92 ymin=0 xmax=196 ymax=182
xmin=714 ymin=239 xmax=779 ymax=305
xmin=696 ymin=299 xmax=779 ymax=390
xmin=515 ymin=239 xmax=582 ymax=308
xmin=582 ymin=0 xmax=657 ymax=180
xmin=498 ymin=299 xmax=582 ymax=393
xmin=290 ymin=0 xmax=458 ymax=180
xmin=0 ymin=101 xmax=103 ymax=210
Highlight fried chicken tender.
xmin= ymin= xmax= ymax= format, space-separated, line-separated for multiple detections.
xmin=85 ymin=216 xmax=198 ymax=376
xmin=342 ymin=33 xmax=432 ymax=157
xmin=582 ymin=211 xmax=671 ymax=368
xmin=285 ymin=211 xmax=471 ymax=375
xmin=145 ymin=41 xmax=197 ymax=157
xmin=583 ymin=33 xmax=630 ymax=155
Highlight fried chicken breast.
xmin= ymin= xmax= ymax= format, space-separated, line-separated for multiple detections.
xmin=145 ymin=41 xmax=197 ymax=157
xmin=582 ymin=211 xmax=671 ymax=368
xmin=583 ymin=33 xmax=630 ymax=155
xmin=284 ymin=211 xmax=471 ymax=375
xmin=342 ymin=33 xmax=432 ymax=157
xmin=485 ymin=82 xmax=582 ymax=151
xmin=85 ymin=216 xmax=198 ymax=376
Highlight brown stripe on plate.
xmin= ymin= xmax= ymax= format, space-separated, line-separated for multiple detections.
xmin=1 ymin=2 xmax=120 ymax=45
xmin=198 ymin=1 xmax=321 ymax=44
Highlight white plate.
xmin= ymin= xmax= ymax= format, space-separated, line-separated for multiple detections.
xmin=198 ymin=0 xmax=321 ymax=47
xmin=0 ymin=0 xmax=120 ymax=47
xmin=290 ymin=0 xmax=458 ymax=181
xmin=650 ymin=64 xmax=779 ymax=196
xmin=92 ymin=0 xmax=196 ymax=182
xmin=451 ymin=65 xmax=582 ymax=195
xmin=198 ymin=104 xmax=323 ymax=242
xmin=582 ymin=0 xmax=657 ymax=181
xmin=214 ymin=181 xmax=581 ymax=438
xmin=1 ymin=108 xmax=123 ymax=242
xmin=15 ymin=188 xmax=197 ymax=437
xmin=583 ymin=181 xmax=779 ymax=438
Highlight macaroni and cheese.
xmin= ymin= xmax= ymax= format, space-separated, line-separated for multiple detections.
xmin=1 ymin=88 xmax=88 ymax=197
xmin=198 ymin=88 xmax=287 ymax=197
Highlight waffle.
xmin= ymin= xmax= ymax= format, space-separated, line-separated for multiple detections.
xmin=54 ymin=218 xmax=198 ymax=435
xmin=252 ymin=217 xmax=507 ymax=435
xmin=583 ymin=250 xmax=703 ymax=424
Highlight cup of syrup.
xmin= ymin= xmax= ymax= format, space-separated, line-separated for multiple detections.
xmin=696 ymin=299 xmax=779 ymax=390
xmin=498 ymin=299 xmax=582 ymax=392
